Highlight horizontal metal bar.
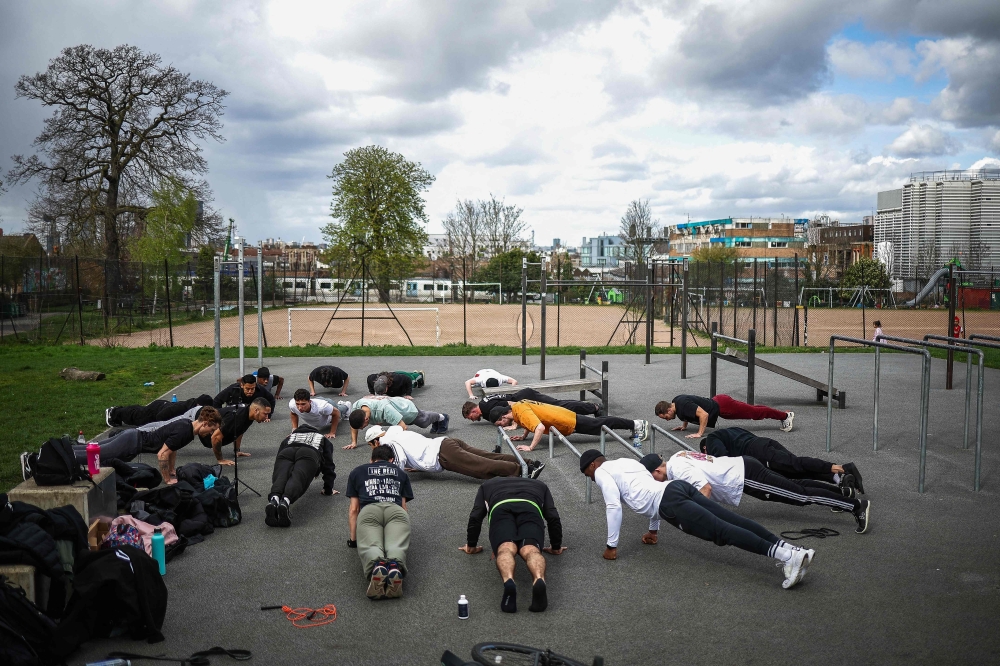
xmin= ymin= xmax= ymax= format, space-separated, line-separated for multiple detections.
xmin=712 ymin=351 xmax=749 ymax=368
xmin=832 ymin=335 xmax=932 ymax=356
xmin=650 ymin=423 xmax=697 ymax=452
xmin=711 ymin=332 xmax=749 ymax=346
xmin=582 ymin=361 xmax=603 ymax=375
xmin=969 ymin=334 xmax=1000 ymax=343
xmin=880 ymin=334 xmax=984 ymax=358
xmin=601 ymin=426 xmax=642 ymax=459
xmin=495 ymin=426 xmax=529 ymax=477
xmin=550 ymin=427 xmax=582 ymax=457
xmin=925 ymin=334 xmax=1000 ymax=351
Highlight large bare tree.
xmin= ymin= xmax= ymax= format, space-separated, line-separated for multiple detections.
xmin=481 ymin=194 xmax=528 ymax=257
xmin=442 ymin=198 xmax=484 ymax=280
xmin=6 ymin=44 xmax=227 ymax=294
xmin=619 ymin=198 xmax=659 ymax=263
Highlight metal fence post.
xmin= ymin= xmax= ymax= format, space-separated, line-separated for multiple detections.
xmin=747 ymin=328 xmax=756 ymax=404
xmin=257 ymin=241 xmax=264 ymax=365
xmin=772 ymin=260 xmax=778 ymax=347
xmin=681 ymin=258 xmax=689 ymax=378
xmin=521 ymin=256 xmax=527 ymax=365
xmin=462 ymin=255 xmax=467 ymax=346
xmin=873 ymin=344 xmax=880 ymax=451
xmin=214 ymin=255 xmax=222 ymax=395
xmin=164 ymin=259 xmax=174 ymax=347
xmin=718 ymin=260 xmax=724 ymax=336
xmin=709 ymin=322 xmax=718 ymax=397
xmin=646 ymin=258 xmax=653 ymax=364
xmin=237 ymin=239 xmax=245 ymax=377
xmin=793 ymin=254 xmax=800 ymax=346
xmin=540 ymin=256 xmax=547 ymax=380
xmin=947 ymin=263 xmax=956 ymax=389
xmin=826 ymin=338 xmax=835 ymax=452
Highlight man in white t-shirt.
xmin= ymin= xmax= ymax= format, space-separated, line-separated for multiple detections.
xmin=289 ymin=388 xmax=350 ymax=438
xmin=655 ymin=450 xmax=871 ymax=534
xmin=579 ymin=449 xmax=813 ymax=589
xmin=363 ymin=425 xmax=544 ymax=479
xmin=465 ymin=369 xmax=517 ymax=399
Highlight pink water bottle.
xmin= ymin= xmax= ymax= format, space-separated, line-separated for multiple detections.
xmin=86 ymin=442 xmax=101 ymax=477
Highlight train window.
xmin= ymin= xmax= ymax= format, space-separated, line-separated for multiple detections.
xmin=319 ymin=282 xmax=331 ymax=289
xmin=423 ymin=285 xmax=434 ymax=291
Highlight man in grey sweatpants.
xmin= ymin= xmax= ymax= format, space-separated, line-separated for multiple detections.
xmin=346 ymin=445 xmax=414 ymax=600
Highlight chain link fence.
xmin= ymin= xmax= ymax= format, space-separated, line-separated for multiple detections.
xmin=3 ymin=253 xmax=998 ymax=350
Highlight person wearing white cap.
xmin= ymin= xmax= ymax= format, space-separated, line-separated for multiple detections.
xmin=363 ymin=425 xmax=544 ymax=479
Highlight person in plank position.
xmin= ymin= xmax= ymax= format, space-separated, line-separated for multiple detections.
xmin=366 ymin=371 xmax=424 ymax=398
xmin=255 ymin=367 xmax=284 ymax=400
xmin=490 ymin=402 xmax=648 ymax=452
xmin=289 ymin=388 xmax=349 ymax=439
xmin=364 ymin=425 xmax=545 ymax=479
xmin=701 ymin=427 xmax=865 ymax=493
xmin=265 ymin=425 xmax=338 ymax=528
xmin=462 ymin=388 xmax=600 ymax=425
xmin=647 ymin=449 xmax=871 ymax=534
xmin=104 ymin=395 xmax=214 ymax=428
xmin=345 ymin=396 xmax=449 ymax=449
xmin=308 ymin=365 xmax=350 ymax=397
xmin=579 ymin=450 xmax=814 ymax=589
xmin=200 ymin=399 xmax=272 ymax=464
xmin=214 ymin=374 xmax=276 ymax=416
xmin=465 ymin=369 xmax=517 ymax=399
xmin=460 ymin=476 xmax=565 ymax=613
xmin=654 ymin=395 xmax=794 ymax=439
xmin=346 ymin=445 xmax=413 ymax=600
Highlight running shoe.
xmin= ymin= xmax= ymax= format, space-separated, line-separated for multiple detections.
xmin=367 ymin=563 xmax=388 ymax=599
xmin=780 ymin=412 xmax=795 ymax=432
xmin=493 ymin=444 xmax=503 ymax=454
xmin=384 ymin=561 xmax=403 ymax=598
xmin=781 ymin=548 xmax=811 ymax=589
xmin=105 ymin=408 xmax=115 ymax=427
xmin=429 ymin=420 xmax=439 ymax=434
xmin=277 ymin=498 xmax=292 ymax=527
xmin=264 ymin=497 xmax=280 ymax=527
xmin=844 ymin=462 xmax=865 ymax=494
xmin=19 ymin=452 xmax=34 ymax=481
xmin=633 ymin=419 xmax=650 ymax=442
xmin=437 ymin=414 xmax=450 ymax=434
xmin=839 ymin=473 xmax=857 ymax=492
xmin=853 ymin=499 xmax=871 ymax=534
xmin=527 ymin=459 xmax=546 ymax=479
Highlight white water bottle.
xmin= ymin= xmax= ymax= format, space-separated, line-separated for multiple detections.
xmin=77 ymin=430 xmax=86 ymax=444
xmin=458 ymin=594 xmax=469 ymax=619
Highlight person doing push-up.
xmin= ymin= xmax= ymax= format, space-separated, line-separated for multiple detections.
xmin=655 ymin=395 xmax=793 ymax=438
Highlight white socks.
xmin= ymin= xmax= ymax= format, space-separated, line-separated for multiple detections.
xmin=833 ymin=473 xmax=842 ymax=484
xmin=773 ymin=545 xmax=795 ymax=563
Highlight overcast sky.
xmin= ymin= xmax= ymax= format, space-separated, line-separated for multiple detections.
xmin=2 ymin=0 xmax=999 ymax=247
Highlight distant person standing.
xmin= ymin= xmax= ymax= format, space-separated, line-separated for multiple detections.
xmin=309 ymin=365 xmax=350 ymax=397
xmin=465 ymin=369 xmax=517 ymax=399
xmin=872 ymin=320 xmax=883 ymax=342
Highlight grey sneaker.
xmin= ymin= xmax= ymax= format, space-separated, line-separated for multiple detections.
xmin=367 ymin=563 xmax=388 ymax=599
xmin=780 ymin=412 xmax=795 ymax=432
xmin=437 ymin=414 xmax=450 ymax=434
xmin=384 ymin=562 xmax=403 ymax=598
xmin=781 ymin=548 xmax=811 ymax=589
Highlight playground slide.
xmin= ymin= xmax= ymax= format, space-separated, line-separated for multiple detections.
xmin=904 ymin=266 xmax=950 ymax=307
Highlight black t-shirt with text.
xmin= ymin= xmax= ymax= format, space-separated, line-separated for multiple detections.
xmin=346 ymin=461 xmax=414 ymax=509
xmin=310 ymin=366 xmax=348 ymax=388
xmin=672 ymin=394 xmax=721 ymax=427
xmin=141 ymin=419 xmax=195 ymax=452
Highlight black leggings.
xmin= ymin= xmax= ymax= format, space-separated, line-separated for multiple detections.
xmin=512 ymin=388 xmax=599 ymax=416
xmin=574 ymin=415 xmax=633 ymax=436
xmin=111 ymin=400 xmax=169 ymax=426
xmin=742 ymin=457 xmax=857 ymax=512
xmin=746 ymin=438 xmax=836 ymax=483
xmin=269 ymin=447 xmax=320 ymax=504
xmin=658 ymin=480 xmax=779 ymax=556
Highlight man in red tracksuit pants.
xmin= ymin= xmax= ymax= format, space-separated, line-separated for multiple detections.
xmin=654 ymin=395 xmax=793 ymax=439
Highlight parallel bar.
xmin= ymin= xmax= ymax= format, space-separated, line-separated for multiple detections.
xmin=650 ymin=422 xmax=697 ymax=452
xmin=747 ymin=329 xmax=756 ymax=404
xmin=549 ymin=426 xmax=590 ymax=503
xmin=602 ymin=426 xmax=642 ymax=459
xmin=710 ymin=322 xmax=718 ymax=397
xmin=969 ymin=334 xmax=1000 ymax=343
xmin=495 ymin=426 xmax=529 ymax=478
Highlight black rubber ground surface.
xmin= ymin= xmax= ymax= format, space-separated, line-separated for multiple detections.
xmin=71 ymin=352 xmax=1000 ymax=665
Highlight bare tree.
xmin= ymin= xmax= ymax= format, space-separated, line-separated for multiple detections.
xmin=966 ymin=239 xmax=992 ymax=271
xmin=481 ymin=194 xmax=529 ymax=257
xmin=442 ymin=198 xmax=484 ymax=279
xmin=6 ymin=44 xmax=227 ymax=295
xmin=619 ymin=199 xmax=658 ymax=263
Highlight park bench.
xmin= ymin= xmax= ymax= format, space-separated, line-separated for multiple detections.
xmin=472 ymin=349 xmax=609 ymax=416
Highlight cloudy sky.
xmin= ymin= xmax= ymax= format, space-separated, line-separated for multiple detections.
xmin=2 ymin=0 xmax=999 ymax=247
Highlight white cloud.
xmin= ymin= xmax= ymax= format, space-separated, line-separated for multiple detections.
xmin=886 ymin=124 xmax=961 ymax=157
xmin=829 ymin=39 xmax=914 ymax=81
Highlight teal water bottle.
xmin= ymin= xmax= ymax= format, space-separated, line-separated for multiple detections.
xmin=151 ymin=527 xmax=166 ymax=575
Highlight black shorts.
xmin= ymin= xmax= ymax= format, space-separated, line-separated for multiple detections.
xmin=488 ymin=502 xmax=545 ymax=554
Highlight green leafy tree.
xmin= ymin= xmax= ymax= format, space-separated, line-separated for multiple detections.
xmin=321 ymin=146 xmax=432 ymax=299
xmin=476 ymin=248 xmax=542 ymax=297
xmin=841 ymin=257 xmax=891 ymax=291
xmin=130 ymin=180 xmax=199 ymax=265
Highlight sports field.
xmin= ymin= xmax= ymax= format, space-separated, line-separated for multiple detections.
xmin=67 ymin=351 xmax=1000 ymax=665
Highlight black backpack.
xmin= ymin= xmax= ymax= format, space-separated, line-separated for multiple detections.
xmin=33 ymin=438 xmax=90 ymax=487
xmin=0 ymin=575 xmax=59 ymax=666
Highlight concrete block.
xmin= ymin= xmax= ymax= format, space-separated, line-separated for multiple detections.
xmin=0 ymin=564 xmax=36 ymax=603
xmin=9 ymin=467 xmax=118 ymax=524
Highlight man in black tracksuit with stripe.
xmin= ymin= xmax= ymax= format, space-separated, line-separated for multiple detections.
xmin=701 ymin=427 xmax=866 ymax=493
xmin=462 ymin=387 xmax=600 ymax=423
xmin=265 ymin=425 xmax=338 ymax=528
xmin=460 ymin=477 xmax=564 ymax=614
xmin=105 ymin=395 xmax=214 ymax=427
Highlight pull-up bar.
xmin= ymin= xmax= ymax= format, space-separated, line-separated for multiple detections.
xmin=495 ymin=426 xmax=529 ymax=478
xmin=878 ymin=334 xmax=984 ymax=492
xmin=827 ymin=336 xmax=931 ymax=493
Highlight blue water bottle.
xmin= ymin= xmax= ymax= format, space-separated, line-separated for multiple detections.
xmin=151 ymin=527 xmax=166 ymax=575
xmin=171 ymin=394 xmax=177 ymax=403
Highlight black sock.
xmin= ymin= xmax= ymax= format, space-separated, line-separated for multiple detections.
xmin=501 ymin=579 xmax=517 ymax=613
xmin=529 ymin=579 xmax=547 ymax=612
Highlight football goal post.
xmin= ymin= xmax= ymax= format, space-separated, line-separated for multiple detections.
xmin=287 ymin=307 xmax=441 ymax=346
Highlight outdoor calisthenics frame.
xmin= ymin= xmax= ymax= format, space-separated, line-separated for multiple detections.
xmin=495 ymin=426 xmax=530 ymax=478
xmin=213 ymin=241 xmax=265 ymax=394
xmin=969 ymin=334 xmax=1000 ymax=344
xmin=826 ymin=336 xmax=932 ymax=493
xmin=876 ymin=334 xmax=984 ymax=492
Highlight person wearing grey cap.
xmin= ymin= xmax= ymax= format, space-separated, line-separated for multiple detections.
xmin=579 ymin=450 xmax=814 ymax=589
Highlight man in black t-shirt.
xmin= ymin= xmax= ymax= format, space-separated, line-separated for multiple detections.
xmin=199 ymin=399 xmax=272 ymax=465
xmin=309 ymin=365 xmax=349 ymax=397
xmin=214 ymin=374 xmax=276 ymax=417
xmin=105 ymin=394 xmax=214 ymax=427
xmin=265 ymin=425 xmax=338 ymax=528
xmin=654 ymin=394 xmax=793 ymax=439
xmin=462 ymin=388 xmax=600 ymax=424
xmin=346 ymin=445 xmax=413 ymax=600
xmin=256 ymin=367 xmax=283 ymax=400
xmin=460 ymin=477 xmax=565 ymax=614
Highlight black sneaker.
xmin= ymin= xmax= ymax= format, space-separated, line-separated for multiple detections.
xmin=843 ymin=463 xmax=864 ymax=494
xmin=264 ymin=497 xmax=280 ymax=527
xmin=19 ymin=452 xmax=34 ymax=481
xmin=841 ymin=484 xmax=857 ymax=499
xmin=493 ymin=444 xmax=502 ymax=454
xmin=277 ymin=498 xmax=292 ymax=527
xmin=839 ymin=473 xmax=856 ymax=492
xmin=437 ymin=414 xmax=450 ymax=434
xmin=527 ymin=459 xmax=546 ymax=479
xmin=854 ymin=499 xmax=871 ymax=534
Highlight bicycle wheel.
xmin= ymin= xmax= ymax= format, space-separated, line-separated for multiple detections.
xmin=471 ymin=642 xmax=590 ymax=666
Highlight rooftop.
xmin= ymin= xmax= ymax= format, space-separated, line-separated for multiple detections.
xmin=909 ymin=168 xmax=1000 ymax=183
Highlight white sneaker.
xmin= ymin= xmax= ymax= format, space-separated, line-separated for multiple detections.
xmin=780 ymin=411 xmax=795 ymax=432
xmin=781 ymin=548 xmax=811 ymax=589
xmin=633 ymin=419 xmax=650 ymax=442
